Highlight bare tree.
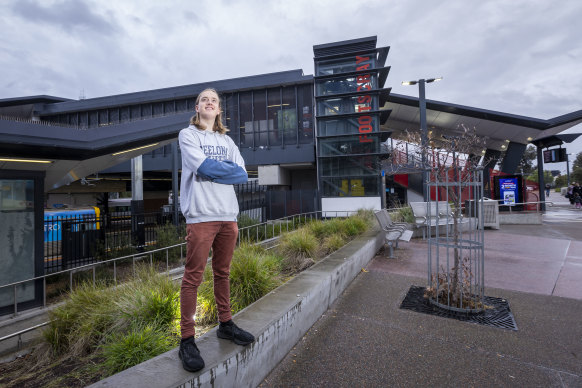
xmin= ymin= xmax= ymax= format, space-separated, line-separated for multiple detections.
xmin=392 ymin=125 xmax=489 ymax=309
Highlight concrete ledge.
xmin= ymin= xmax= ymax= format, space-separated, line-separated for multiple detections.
xmin=499 ymin=212 xmax=542 ymax=225
xmin=90 ymin=227 xmax=385 ymax=388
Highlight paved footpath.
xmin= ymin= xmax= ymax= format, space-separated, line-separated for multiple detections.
xmin=261 ymin=200 xmax=582 ymax=388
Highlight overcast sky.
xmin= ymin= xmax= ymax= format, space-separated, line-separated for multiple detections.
xmin=2 ymin=0 xmax=581 ymax=173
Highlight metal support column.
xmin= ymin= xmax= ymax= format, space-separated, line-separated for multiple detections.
xmin=131 ymin=155 xmax=145 ymax=250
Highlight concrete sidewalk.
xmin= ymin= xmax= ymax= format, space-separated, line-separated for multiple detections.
xmin=261 ymin=207 xmax=582 ymax=387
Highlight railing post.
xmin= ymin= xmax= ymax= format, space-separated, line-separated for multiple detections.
xmin=13 ymin=284 xmax=17 ymax=316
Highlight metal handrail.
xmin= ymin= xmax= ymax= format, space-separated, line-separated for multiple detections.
xmin=0 ymin=209 xmax=361 ymax=347
xmin=495 ymin=200 xmax=551 ymax=213
xmin=1 ymin=210 xmax=358 ymax=318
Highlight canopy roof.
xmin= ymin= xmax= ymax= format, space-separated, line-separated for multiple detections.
xmin=382 ymin=93 xmax=582 ymax=152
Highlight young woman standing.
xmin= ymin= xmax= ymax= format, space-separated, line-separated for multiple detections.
xmin=178 ymin=88 xmax=254 ymax=373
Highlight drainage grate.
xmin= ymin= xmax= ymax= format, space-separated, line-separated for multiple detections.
xmin=400 ymin=286 xmax=518 ymax=331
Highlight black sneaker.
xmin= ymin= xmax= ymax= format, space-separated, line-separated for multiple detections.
xmin=217 ymin=320 xmax=255 ymax=346
xmin=179 ymin=336 xmax=205 ymax=372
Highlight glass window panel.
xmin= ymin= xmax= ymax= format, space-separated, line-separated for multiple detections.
xmin=164 ymin=101 xmax=175 ymax=114
xmin=224 ymin=93 xmax=239 ymax=140
xmin=253 ymin=90 xmax=268 ymax=147
xmin=315 ymin=74 xmax=377 ymax=96
xmin=109 ymin=109 xmax=119 ymax=123
xmin=79 ymin=112 xmax=88 ymax=128
xmin=282 ymin=86 xmax=297 ymax=145
xmin=321 ymin=176 xmax=380 ymax=197
xmin=98 ymin=110 xmax=108 ymax=125
xmin=317 ymin=95 xmax=378 ymax=116
xmin=0 ymin=179 xmax=36 ymax=306
xmin=317 ymin=115 xmax=379 ymax=137
xmin=318 ymin=135 xmax=381 ymax=157
xmin=131 ymin=105 xmax=141 ymax=119
xmin=315 ymin=54 xmax=377 ymax=76
xmin=120 ymin=107 xmax=130 ymax=122
xmin=69 ymin=113 xmax=78 ymax=126
xmin=297 ymin=84 xmax=313 ymax=144
xmin=89 ymin=111 xmax=98 ymax=127
xmin=142 ymin=104 xmax=152 ymax=117
xmin=153 ymin=103 xmax=163 ymax=116
xmin=267 ymin=88 xmax=282 ymax=146
xmin=176 ymin=99 xmax=187 ymax=112
xmin=239 ymin=91 xmax=252 ymax=147
xmin=320 ymin=155 xmax=379 ymax=177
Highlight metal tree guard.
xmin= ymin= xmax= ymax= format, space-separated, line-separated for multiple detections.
xmin=425 ymin=165 xmax=486 ymax=313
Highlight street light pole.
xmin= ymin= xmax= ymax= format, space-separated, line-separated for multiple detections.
xmin=566 ymin=153 xmax=571 ymax=186
xmin=402 ymin=77 xmax=442 ymax=201
xmin=418 ymin=79 xmax=428 ymax=201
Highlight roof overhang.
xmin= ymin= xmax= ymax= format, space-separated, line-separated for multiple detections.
xmin=0 ymin=112 xmax=190 ymax=189
xmin=381 ymin=93 xmax=582 ymax=152
xmin=531 ymin=133 xmax=582 ymax=148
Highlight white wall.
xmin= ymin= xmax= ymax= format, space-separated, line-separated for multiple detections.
xmin=321 ymin=196 xmax=381 ymax=217
xmin=258 ymin=165 xmax=290 ymax=186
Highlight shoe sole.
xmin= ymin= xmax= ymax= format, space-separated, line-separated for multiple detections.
xmin=179 ymin=350 xmax=205 ymax=372
xmin=217 ymin=331 xmax=254 ymax=346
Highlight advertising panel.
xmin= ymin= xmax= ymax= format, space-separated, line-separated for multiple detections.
xmin=493 ymin=175 xmax=524 ymax=211
xmin=499 ymin=177 xmax=518 ymax=206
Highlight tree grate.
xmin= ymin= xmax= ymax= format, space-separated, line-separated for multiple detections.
xmin=400 ymin=285 xmax=518 ymax=331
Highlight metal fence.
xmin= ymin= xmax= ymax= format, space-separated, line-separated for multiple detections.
xmin=44 ymin=211 xmax=180 ymax=273
xmin=5 ymin=209 xmax=360 ymax=320
xmin=43 ymin=188 xmax=319 ymax=273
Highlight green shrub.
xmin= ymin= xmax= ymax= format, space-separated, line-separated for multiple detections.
xmin=391 ymin=206 xmax=414 ymax=223
xmin=230 ymin=246 xmax=282 ymax=313
xmin=353 ymin=208 xmax=375 ymax=225
xmin=338 ymin=216 xmax=368 ymax=237
xmin=44 ymin=282 xmax=119 ymax=356
xmin=150 ymin=223 xmax=185 ymax=263
xmin=102 ymin=324 xmax=176 ymax=374
xmin=278 ymin=228 xmax=319 ymax=261
xmin=307 ymin=218 xmax=344 ymax=239
xmin=43 ymin=266 xmax=180 ymax=363
xmin=322 ymin=233 xmax=347 ymax=255
xmin=115 ymin=267 xmax=180 ymax=332
xmin=196 ymin=244 xmax=283 ymax=324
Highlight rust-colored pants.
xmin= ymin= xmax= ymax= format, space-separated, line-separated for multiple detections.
xmin=180 ymin=221 xmax=238 ymax=339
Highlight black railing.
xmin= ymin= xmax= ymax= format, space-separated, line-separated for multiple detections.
xmin=44 ymin=188 xmax=319 ymax=273
xmin=44 ymin=211 xmax=183 ymax=273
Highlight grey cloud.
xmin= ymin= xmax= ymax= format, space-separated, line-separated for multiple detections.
xmin=10 ymin=0 xmax=120 ymax=35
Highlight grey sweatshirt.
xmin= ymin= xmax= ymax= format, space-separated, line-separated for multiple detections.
xmin=178 ymin=125 xmax=247 ymax=224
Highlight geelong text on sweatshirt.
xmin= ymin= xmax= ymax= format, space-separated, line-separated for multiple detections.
xmin=178 ymin=125 xmax=247 ymax=224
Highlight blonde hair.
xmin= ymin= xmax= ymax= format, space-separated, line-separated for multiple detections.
xmin=189 ymin=88 xmax=229 ymax=134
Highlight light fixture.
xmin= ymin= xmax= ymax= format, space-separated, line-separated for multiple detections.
xmin=267 ymin=103 xmax=290 ymax=108
xmin=527 ymin=137 xmax=533 ymax=141
xmin=501 ymin=144 xmax=507 ymax=150
xmin=401 ymin=76 xmax=443 ymax=201
xmin=402 ymin=77 xmax=443 ymax=86
xmin=112 ymin=143 xmax=159 ymax=156
xmin=0 ymin=158 xmax=53 ymax=164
